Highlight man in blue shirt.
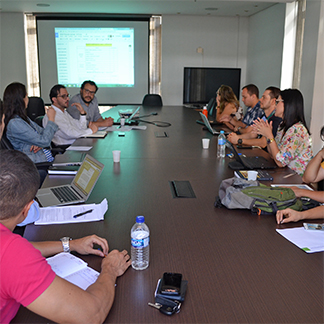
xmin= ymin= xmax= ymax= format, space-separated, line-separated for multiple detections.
xmin=67 ymin=80 xmax=114 ymax=128
xmin=220 ymin=84 xmax=264 ymax=134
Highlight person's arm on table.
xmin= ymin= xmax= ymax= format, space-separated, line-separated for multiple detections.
xmin=302 ymin=148 xmax=324 ymax=183
xmin=31 ymin=234 xmax=108 ymax=258
xmin=289 ymin=187 xmax=324 ymax=202
xmin=227 ymin=132 xmax=267 ymax=148
xmin=276 ymin=205 xmax=324 ymax=224
xmin=91 ymin=116 xmax=114 ymax=128
xmin=27 ymin=249 xmax=131 ymax=324
xmin=219 ymin=114 xmax=246 ymax=131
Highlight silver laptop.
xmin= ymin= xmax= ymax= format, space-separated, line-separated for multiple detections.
xmin=199 ymin=112 xmax=230 ymax=135
xmin=36 ymin=154 xmax=104 ymax=207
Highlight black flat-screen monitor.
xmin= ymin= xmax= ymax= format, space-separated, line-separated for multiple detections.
xmin=183 ymin=67 xmax=241 ymax=107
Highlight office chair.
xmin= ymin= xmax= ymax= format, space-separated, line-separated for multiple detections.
xmin=26 ymin=96 xmax=45 ymax=122
xmin=142 ymin=94 xmax=163 ymax=107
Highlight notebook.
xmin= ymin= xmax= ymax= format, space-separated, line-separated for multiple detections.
xmin=36 ymin=154 xmax=104 ymax=207
xmin=199 ymin=112 xmax=230 ymax=135
xmin=226 ymin=139 xmax=277 ymax=170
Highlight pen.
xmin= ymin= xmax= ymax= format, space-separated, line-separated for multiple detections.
xmin=283 ymin=173 xmax=295 ymax=179
xmin=73 ymin=209 xmax=93 ymax=218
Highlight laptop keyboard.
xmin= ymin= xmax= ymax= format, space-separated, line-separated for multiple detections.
xmin=51 ymin=186 xmax=80 ymax=203
xmin=243 ymin=156 xmax=273 ymax=169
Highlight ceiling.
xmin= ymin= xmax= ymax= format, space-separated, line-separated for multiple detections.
xmin=0 ymin=0 xmax=293 ymax=17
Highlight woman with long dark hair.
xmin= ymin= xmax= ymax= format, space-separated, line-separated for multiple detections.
xmin=3 ymin=82 xmax=58 ymax=163
xmin=253 ymin=89 xmax=313 ymax=175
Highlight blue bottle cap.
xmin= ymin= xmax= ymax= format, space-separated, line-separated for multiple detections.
xmin=220 ymin=130 xmax=224 ymax=134
xmin=136 ymin=216 xmax=145 ymax=223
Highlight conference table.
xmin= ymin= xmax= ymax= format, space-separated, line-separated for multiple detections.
xmin=12 ymin=106 xmax=323 ymax=323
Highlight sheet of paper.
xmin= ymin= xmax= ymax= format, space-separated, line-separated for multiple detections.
xmin=65 ymin=266 xmax=100 ymax=290
xmin=104 ymin=125 xmax=147 ymax=132
xmin=276 ymin=227 xmax=324 ymax=253
xmin=271 ymin=184 xmax=313 ymax=190
xmin=46 ymin=252 xmax=100 ymax=290
xmin=47 ymin=252 xmax=88 ymax=277
xmin=35 ymin=199 xmax=108 ymax=225
xmin=66 ymin=146 xmax=93 ymax=151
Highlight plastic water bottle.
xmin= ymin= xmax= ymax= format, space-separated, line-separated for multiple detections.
xmin=202 ymin=105 xmax=208 ymax=117
xmin=131 ymin=216 xmax=150 ymax=270
xmin=217 ymin=130 xmax=226 ymax=158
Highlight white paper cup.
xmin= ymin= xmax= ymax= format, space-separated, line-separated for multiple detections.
xmin=202 ymin=138 xmax=210 ymax=149
xmin=120 ymin=118 xmax=125 ymax=126
xmin=112 ymin=150 xmax=121 ymax=163
xmin=248 ymin=170 xmax=258 ymax=181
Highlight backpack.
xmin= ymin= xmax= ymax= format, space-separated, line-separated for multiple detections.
xmin=215 ymin=177 xmax=304 ymax=215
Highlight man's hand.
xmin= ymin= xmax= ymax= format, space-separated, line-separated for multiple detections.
xmin=30 ymin=145 xmax=42 ymax=153
xmin=71 ymin=102 xmax=86 ymax=115
xmin=227 ymin=132 xmax=239 ymax=144
xmin=89 ymin=122 xmax=98 ymax=134
xmin=45 ymin=106 xmax=56 ymax=122
xmin=70 ymin=235 xmax=109 ymax=257
xmin=102 ymin=249 xmax=131 ymax=277
xmin=103 ymin=117 xmax=114 ymax=127
xmin=276 ymin=208 xmax=303 ymax=224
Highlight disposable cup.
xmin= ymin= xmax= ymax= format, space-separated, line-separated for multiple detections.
xmin=202 ymin=138 xmax=210 ymax=149
xmin=120 ymin=118 xmax=125 ymax=126
xmin=112 ymin=150 xmax=121 ymax=163
xmin=248 ymin=170 xmax=258 ymax=181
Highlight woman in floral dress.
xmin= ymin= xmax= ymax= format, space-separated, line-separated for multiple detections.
xmin=252 ymin=89 xmax=312 ymax=176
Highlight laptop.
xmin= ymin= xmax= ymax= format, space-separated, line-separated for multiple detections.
xmin=198 ymin=112 xmax=231 ymax=135
xmin=36 ymin=154 xmax=104 ymax=207
xmin=226 ymin=139 xmax=277 ymax=170
xmin=116 ymin=106 xmax=140 ymax=125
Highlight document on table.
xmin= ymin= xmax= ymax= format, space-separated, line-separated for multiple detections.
xmin=276 ymin=227 xmax=324 ymax=253
xmin=66 ymin=146 xmax=93 ymax=151
xmin=35 ymin=199 xmax=108 ymax=225
xmin=47 ymin=252 xmax=99 ymax=290
xmin=102 ymin=125 xmax=147 ymax=132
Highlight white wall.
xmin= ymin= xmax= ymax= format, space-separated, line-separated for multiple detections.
xmin=246 ymin=3 xmax=286 ymax=94
xmin=304 ymin=0 xmax=324 ymax=154
xmin=0 ymin=13 xmax=27 ymax=97
xmin=161 ymin=15 xmax=249 ymax=106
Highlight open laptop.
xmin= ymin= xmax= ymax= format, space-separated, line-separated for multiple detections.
xmin=36 ymin=154 xmax=104 ymax=207
xmin=226 ymin=139 xmax=277 ymax=170
xmin=115 ymin=106 xmax=140 ymax=125
xmin=199 ymin=112 xmax=231 ymax=135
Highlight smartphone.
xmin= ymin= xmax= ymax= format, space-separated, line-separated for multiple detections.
xmin=160 ymin=272 xmax=182 ymax=295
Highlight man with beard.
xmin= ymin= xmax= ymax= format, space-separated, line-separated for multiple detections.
xmin=227 ymin=86 xmax=282 ymax=149
xmin=68 ymin=80 xmax=114 ymax=127
xmin=43 ymin=84 xmax=98 ymax=146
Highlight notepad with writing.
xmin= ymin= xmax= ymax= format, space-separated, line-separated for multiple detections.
xmin=46 ymin=252 xmax=100 ymax=290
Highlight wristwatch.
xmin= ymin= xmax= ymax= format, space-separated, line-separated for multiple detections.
xmin=267 ymin=138 xmax=275 ymax=145
xmin=60 ymin=237 xmax=72 ymax=253
xmin=238 ymin=138 xmax=243 ymax=145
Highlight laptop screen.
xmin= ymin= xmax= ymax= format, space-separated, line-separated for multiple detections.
xmin=72 ymin=155 xmax=104 ymax=196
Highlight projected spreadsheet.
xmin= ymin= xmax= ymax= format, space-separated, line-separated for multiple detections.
xmin=55 ymin=28 xmax=134 ymax=87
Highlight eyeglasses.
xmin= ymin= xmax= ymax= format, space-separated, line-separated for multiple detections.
xmin=83 ymin=89 xmax=96 ymax=95
xmin=57 ymin=94 xmax=70 ymax=99
xmin=276 ymin=99 xmax=284 ymax=104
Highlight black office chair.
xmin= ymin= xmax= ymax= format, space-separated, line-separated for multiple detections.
xmin=26 ymin=96 xmax=45 ymax=122
xmin=142 ymin=94 xmax=163 ymax=107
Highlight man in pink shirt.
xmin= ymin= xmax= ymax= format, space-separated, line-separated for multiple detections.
xmin=0 ymin=150 xmax=131 ymax=323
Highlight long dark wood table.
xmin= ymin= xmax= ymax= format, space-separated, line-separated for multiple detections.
xmin=12 ymin=106 xmax=323 ymax=323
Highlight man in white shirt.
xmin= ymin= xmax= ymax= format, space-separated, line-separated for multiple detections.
xmin=43 ymin=84 xmax=98 ymax=146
